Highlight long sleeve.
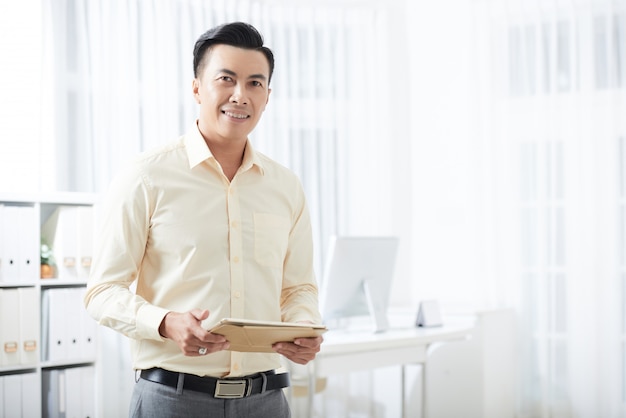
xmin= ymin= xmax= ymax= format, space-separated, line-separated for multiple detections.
xmin=280 ymin=185 xmax=322 ymax=324
xmin=84 ymin=160 xmax=169 ymax=342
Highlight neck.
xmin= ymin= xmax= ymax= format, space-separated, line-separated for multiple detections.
xmin=208 ymin=141 xmax=246 ymax=182
xmin=197 ymin=121 xmax=247 ymax=181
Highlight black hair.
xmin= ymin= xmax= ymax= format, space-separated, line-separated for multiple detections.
xmin=193 ymin=22 xmax=275 ymax=84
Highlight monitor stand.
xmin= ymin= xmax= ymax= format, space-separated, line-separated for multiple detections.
xmin=362 ymin=279 xmax=389 ymax=333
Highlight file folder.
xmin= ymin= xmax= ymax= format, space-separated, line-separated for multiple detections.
xmin=78 ymin=288 xmax=97 ymax=359
xmin=18 ymin=287 xmax=38 ymax=365
xmin=65 ymin=288 xmax=82 ymax=360
xmin=42 ymin=369 xmax=63 ymax=417
xmin=43 ymin=289 xmax=68 ymax=361
xmin=2 ymin=374 xmax=21 ymax=418
xmin=1 ymin=206 xmax=20 ymax=282
xmin=43 ymin=366 xmax=93 ymax=418
xmin=65 ymin=367 xmax=82 ymax=418
xmin=17 ymin=205 xmax=38 ymax=281
xmin=0 ymin=288 xmax=21 ymax=365
xmin=76 ymin=206 xmax=94 ymax=280
xmin=21 ymin=373 xmax=40 ymax=418
xmin=81 ymin=366 xmax=96 ymax=418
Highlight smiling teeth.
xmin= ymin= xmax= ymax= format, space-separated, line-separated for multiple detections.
xmin=224 ymin=111 xmax=248 ymax=119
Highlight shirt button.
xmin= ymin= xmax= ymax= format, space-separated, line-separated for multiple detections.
xmin=231 ymin=220 xmax=238 ymax=228
xmin=233 ymin=364 xmax=240 ymax=371
xmin=233 ymin=256 xmax=240 ymax=263
xmin=234 ymin=291 xmax=241 ymax=298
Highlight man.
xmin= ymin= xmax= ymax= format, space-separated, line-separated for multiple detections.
xmin=84 ymin=22 xmax=323 ymax=417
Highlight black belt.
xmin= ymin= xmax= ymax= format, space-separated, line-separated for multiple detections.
xmin=139 ymin=368 xmax=290 ymax=399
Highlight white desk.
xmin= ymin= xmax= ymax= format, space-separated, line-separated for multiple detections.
xmin=301 ymin=320 xmax=476 ymax=417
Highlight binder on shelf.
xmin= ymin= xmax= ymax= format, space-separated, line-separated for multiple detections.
xmin=18 ymin=287 xmax=39 ymax=365
xmin=1 ymin=373 xmax=41 ymax=418
xmin=0 ymin=288 xmax=21 ymax=365
xmin=1 ymin=206 xmax=20 ymax=282
xmin=17 ymin=205 xmax=38 ymax=281
xmin=81 ymin=366 xmax=96 ymax=418
xmin=78 ymin=288 xmax=97 ymax=358
xmin=43 ymin=288 xmax=68 ymax=362
xmin=76 ymin=206 xmax=94 ymax=280
xmin=42 ymin=369 xmax=63 ymax=418
xmin=65 ymin=288 xmax=82 ymax=360
xmin=43 ymin=366 xmax=95 ymax=418
xmin=2 ymin=374 xmax=22 ymax=418
xmin=43 ymin=288 xmax=95 ymax=362
xmin=20 ymin=373 xmax=40 ymax=418
xmin=65 ymin=367 xmax=82 ymax=418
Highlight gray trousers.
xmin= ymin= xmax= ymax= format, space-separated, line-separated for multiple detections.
xmin=129 ymin=377 xmax=291 ymax=418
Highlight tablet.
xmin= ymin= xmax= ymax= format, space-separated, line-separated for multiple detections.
xmin=209 ymin=318 xmax=327 ymax=353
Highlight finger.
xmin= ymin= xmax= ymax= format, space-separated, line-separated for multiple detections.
xmin=273 ymin=342 xmax=319 ymax=359
xmin=190 ymin=308 xmax=210 ymax=322
xmin=277 ymin=348 xmax=317 ymax=365
xmin=293 ymin=336 xmax=323 ymax=349
xmin=198 ymin=331 xmax=228 ymax=345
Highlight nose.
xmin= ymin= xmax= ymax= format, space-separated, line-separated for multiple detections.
xmin=230 ymin=84 xmax=248 ymax=105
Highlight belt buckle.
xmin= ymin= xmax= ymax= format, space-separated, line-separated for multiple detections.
xmin=214 ymin=378 xmax=251 ymax=399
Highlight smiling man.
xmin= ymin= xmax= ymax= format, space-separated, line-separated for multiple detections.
xmin=84 ymin=22 xmax=323 ymax=418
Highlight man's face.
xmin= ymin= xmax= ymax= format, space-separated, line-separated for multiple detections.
xmin=193 ymin=44 xmax=271 ymax=143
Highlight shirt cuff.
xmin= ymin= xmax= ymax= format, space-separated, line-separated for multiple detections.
xmin=136 ymin=303 xmax=171 ymax=341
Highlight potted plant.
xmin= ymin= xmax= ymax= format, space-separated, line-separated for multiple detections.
xmin=40 ymin=238 xmax=56 ymax=278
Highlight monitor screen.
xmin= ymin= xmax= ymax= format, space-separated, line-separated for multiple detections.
xmin=318 ymin=236 xmax=399 ymax=332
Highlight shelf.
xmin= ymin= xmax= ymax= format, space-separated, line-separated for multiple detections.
xmin=0 ymin=192 xmax=99 ymax=417
xmin=40 ymin=279 xmax=89 ymax=288
xmin=0 ymin=282 xmax=37 ymax=288
xmin=0 ymin=365 xmax=38 ymax=375
xmin=41 ymin=359 xmax=96 ymax=369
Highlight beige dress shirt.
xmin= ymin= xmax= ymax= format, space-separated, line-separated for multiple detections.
xmin=84 ymin=123 xmax=322 ymax=378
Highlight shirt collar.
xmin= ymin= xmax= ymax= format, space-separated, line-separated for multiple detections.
xmin=185 ymin=121 xmax=265 ymax=175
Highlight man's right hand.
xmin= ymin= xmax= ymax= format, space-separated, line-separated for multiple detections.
xmin=158 ymin=308 xmax=230 ymax=356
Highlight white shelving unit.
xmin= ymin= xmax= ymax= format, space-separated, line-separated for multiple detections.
xmin=0 ymin=192 xmax=99 ymax=418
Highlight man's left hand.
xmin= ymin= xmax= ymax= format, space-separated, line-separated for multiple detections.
xmin=272 ymin=336 xmax=323 ymax=365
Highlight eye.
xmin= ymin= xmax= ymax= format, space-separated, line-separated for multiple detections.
xmin=251 ymin=80 xmax=263 ymax=87
xmin=219 ymin=76 xmax=233 ymax=82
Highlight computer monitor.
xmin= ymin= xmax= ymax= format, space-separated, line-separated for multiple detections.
xmin=319 ymin=236 xmax=399 ymax=333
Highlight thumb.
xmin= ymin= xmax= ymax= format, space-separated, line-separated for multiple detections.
xmin=190 ymin=308 xmax=210 ymax=322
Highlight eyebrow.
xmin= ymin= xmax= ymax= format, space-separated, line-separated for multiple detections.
xmin=217 ymin=68 xmax=267 ymax=81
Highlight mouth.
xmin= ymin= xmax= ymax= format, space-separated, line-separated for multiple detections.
xmin=222 ymin=110 xmax=250 ymax=119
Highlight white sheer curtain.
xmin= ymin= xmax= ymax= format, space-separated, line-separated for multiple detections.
xmin=0 ymin=0 xmax=48 ymax=193
xmin=44 ymin=0 xmax=394 ymax=276
xmin=44 ymin=0 xmax=395 ymax=415
xmin=469 ymin=0 xmax=626 ymax=416
xmin=407 ymin=0 xmax=626 ymax=416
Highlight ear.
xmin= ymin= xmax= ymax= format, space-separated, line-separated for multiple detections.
xmin=265 ymin=88 xmax=271 ymax=106
xmin=192 ymin=78 xmax=201 ymax=104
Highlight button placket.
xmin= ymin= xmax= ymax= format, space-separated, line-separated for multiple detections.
xmin=226 ymin=184 xmax=244 ymax=319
